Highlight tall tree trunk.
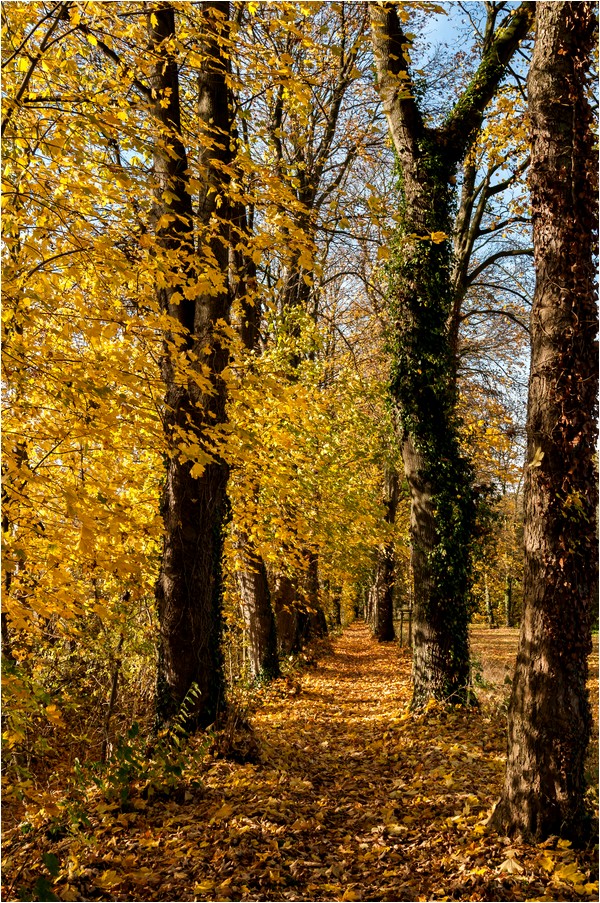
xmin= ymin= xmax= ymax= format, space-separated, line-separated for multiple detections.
xmin=373 ymin=467 xmax=399 ymax=642
xmin=231 ymin=196 xmax=280 ymax=681
xmin=238 ymin=550 xmax=279 ymax=681
xmin=152 ymin=3 xmax=232 ymax=730
xmin=304 ymin=552 xmax=327 ymax=639
xmin=503 ymin=573 xmax=514 ymax=627
xmin=370 ymin=2 xmax=533 ymax=708
xmin=484 ymin=571 xmax=496 ymax=628
xmin=273 ymin=574 xmax=301 ymax=656
xmin=331 ymin=592 xmax=342 ymax=628
xmin=491 ymin=1 xmax=598 ymax=842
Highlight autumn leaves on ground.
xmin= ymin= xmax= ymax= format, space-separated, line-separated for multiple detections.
xmin=3 ymin=625 xmax=598 ymax=903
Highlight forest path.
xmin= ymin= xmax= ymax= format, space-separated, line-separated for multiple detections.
xmin=4 ymin=625 xmax=598 ymax=902
xmin=187 ymin=623 xmax=420 ymax=902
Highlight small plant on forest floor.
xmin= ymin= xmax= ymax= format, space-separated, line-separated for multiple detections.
xmin=470 ymin=653 xmax=492 ymax=689
xmin=208 ymin=696 xmax=261 ymax=764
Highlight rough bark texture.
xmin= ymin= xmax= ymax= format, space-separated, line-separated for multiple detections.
xmin=238 ymin=547 xmax=279 ymax=681
xmin=153 ymin=3 xmax=232 ymax=730
xmin=491 ymin=1 xmax=598 ymax=842
xmin=273 ymin=575 xmax=302 ymax=657
xmin=305 ymin=552 xmax=327 ymax=639
xmin=370 ymin=2 xmax=533 ymax=708
xmin=231 ymin=190 xmax=279 ymax=682
xmin=372 ymin=468 xmax=399 ymax=642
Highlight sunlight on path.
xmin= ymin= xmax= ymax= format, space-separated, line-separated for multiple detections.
xmin=4 ymin=625 xmax=597 ymax=902
xmin=198 ymin=623 xmax=417 ymax=902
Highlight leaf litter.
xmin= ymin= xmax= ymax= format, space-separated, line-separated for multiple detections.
xmin=2 ymin=624 xmax=598 ymax=902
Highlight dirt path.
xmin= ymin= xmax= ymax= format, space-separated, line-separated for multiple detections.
xmin=3 ymin=624 xmax=598 ymax=902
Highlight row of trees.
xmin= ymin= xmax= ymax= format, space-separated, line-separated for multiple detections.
xmin=2 ymin=1 xmax=597 ymax=842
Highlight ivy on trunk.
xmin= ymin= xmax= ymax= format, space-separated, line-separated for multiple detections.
xmin=370 ymin=1 xmax=534 ymax=707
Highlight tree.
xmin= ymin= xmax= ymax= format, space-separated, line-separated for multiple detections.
xmin=231 ymin=1 xmax=373 ymax=654
xmin=371 ymin=465 xmax=399 ymax=642
xmin=491 ymin=0 xmax=598 ymax=841
xmin=150 ymin=2 xmax=233 ymax=729
xmin=370 ymin=1 xmax=534 ymax=707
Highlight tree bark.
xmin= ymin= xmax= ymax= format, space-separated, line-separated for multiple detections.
xmin=238 ymin=548 xmax=279 ymax=680
xmin=304 ymin=552 xmax=327 ymax=639
xmin=331 ymin=592 xmax=342 ymax=628
xmin=152 ymin=3 xmax=232 ymax=730
xmin=491 ymin=0 xmax=598 ymax=842
xmin=273 ymin=574 xmax=301 ymax=656
xmin=231 ymin=190 xmax=280 ymax=681
xmin=370 ymin=2 xmax=533 ymax=708
xmin=372 ymin=467 xmax=398 ymax=642
xmin=484 ymin=571 xmax=497 ymax=628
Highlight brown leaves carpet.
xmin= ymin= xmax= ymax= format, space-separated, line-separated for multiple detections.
xmin=2 ymin=624 xmax=598 ymax=902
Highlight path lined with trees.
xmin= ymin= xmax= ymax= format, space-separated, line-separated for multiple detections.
xmin=2 ymin=625 xmax=598 ymax=901
xmin=2 ymin=2 xmax=598 ymax=899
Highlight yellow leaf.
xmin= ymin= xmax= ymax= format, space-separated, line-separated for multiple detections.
xmin=45 ymin=704 xmax=66 ymax=727
xmin=554 ymin=862 xmax=586 ymax=885
xmin=498 ymin=856 xmax=523 ymax=874
xmin=211 ymin=802 xmax=234 ymax=822
xmin=538 ymin=853 xmax=555 ymax=873
xmin=529 ymin=446 xmax=544 ymax=468
xmin=86 ymin=33 xmax=98 ymax=47
xmin=93 ymin=869 xmax=120 ymax=889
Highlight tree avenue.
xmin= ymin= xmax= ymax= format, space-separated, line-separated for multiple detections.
xmin=1 ymin=3 xmax=598 ymax=897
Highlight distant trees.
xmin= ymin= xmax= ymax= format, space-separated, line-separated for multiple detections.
xmin=492 ymin=0 xmax=598 ymax=841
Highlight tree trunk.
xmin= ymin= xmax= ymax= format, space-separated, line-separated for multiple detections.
xmin=152 ymin=3 xmax=232 ymax=730
xmin=304 ymin=552 xmax=327 ymax=639
xmin=491 ymin=1 xmax=598 ymax=842
xmin=238 ymin=545 xmax=279 ymax=680
xmin=503 ymin=574 xmax=514 ymax=628
xmin=273 ymin=575 xmax=301 ymax=656
xmin=370 ymin=2 xmax=533 ymax=708
xmin=484 ymin=571 xmax=497 ymax=628
xmin=367 ymin=584 xmax=375 ymax=629
xmin=331 ymin=593 xmax=342 ymax=628
xmin=373 ymin=467 xmax=399 ymax=642
xmin=231 ymin=190 xmax=280 ymax=681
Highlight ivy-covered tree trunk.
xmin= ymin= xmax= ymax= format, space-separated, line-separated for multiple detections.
xmin=491 ymin=1 xmax=598 ymax=841
xmin=372 ymin=467 xmax=398 ymax=642
xmin=370 ymin=2 xmax=533 ymax=708
xmin=152 ymin=3 xmax=232 ymax=729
